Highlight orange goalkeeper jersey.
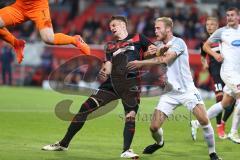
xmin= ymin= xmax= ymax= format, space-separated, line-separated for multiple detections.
xmin=0 ymin=0 xmax=51 ymax=29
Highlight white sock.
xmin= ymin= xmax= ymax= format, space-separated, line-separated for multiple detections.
xmin=194 ymin=120 xmax=201 ymax=128
xmin=230 ymin=100 xmax=240 ymax=134
xmin=193 ymin=102 xmax=223 ymax=128
xmin=202 ymin=123 xmax=216 ymax=154
xmin=207 ymin=102 xmax=223 ymax=119
xmin=152 ymin=128 xmax=164 ymax=145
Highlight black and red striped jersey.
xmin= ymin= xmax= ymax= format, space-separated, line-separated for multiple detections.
xmin=104 ymin=34 xmax=151 ymax=62
xmin=103 ymin=34 xmax=152 ymax=89
xmin=200 ymin=41 xmax=222 ymax=75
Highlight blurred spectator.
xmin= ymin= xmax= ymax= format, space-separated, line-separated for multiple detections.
xmin=127 ymin=20 xmax=135 ymax=35
xmin=91 ymin=28 xmax=105 ymax=44
xmin=83 ymin=17 xmax=101 ymax=32
xmin=0 ymin=43 xmax=14 ymax=85
xmin=82 ymin=29 xmax=94 ymax=44
xmin=117 ymin=4 xmax=130 ymax=17
xmin=65 ymin=0 xmax=79 ymax=21
xmin=41 ymin=50 xmax=53 ymax=79
xmin=68 ymin=25 xmax=78 ymax=35
xmin=165 ymin=0 xmax=175 ymax=10
xmin=19 ymin=21 xmax=35 ymax=41
xmin=173 ymin=20 xmax=185 ymax=37
xmin=136 ymin=16 xmax=146 ymax=33
xmin=184 ymin=21 xmax=195 ymax=38
xmin=173 ymin=7 xmax=186 ymax=22
xmin=0 ymin=0 xmax=15 ymax=8
xmin=106 ymin=0 xmax=117 ymax=6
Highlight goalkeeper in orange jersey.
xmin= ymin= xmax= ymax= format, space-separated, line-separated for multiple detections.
xmin=0 ymin=0 xmax=90 ymax=64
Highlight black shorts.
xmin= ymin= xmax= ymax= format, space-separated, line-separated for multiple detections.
xmin=90 ymin=80 xmax=139 ymax=113
xmin=211 ymin=74 xmax=225 ymax=93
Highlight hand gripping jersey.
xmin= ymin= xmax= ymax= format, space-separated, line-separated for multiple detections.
xmin=155 ymin=36 xmax=195 ymax=92
xmin=104 ymin=34 xmax=151 ymax=107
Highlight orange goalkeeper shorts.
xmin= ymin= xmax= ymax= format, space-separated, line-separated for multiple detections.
xmin=0 ymin=0 xmax=52 ymax=30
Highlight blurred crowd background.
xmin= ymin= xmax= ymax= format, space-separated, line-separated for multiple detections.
xmin=0 ymin=0 xmax=239 ymax=98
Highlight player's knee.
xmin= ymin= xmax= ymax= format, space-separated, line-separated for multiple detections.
xmin=198 ymin=116 xmax=209 ymax=126
xmin=150 ymin=125 xmax=159 ymax=133
xmin=215 ymin=92 xmax=223 ymax=102
xmin=0 ymin=17 xmax=5 ymax=28
xmin=79 ymin=97 xmax=99 ymax=114
xmin=125 ymin=116 xmax=135 ymax=122
xmin=41 ymin=34 xmax=54 ymax=44
xmin=125 ymin=111 xmax=136 ymax=122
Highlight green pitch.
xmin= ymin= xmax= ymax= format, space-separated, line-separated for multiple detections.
xmin=0 ymin=86 xmax=238 ymax=160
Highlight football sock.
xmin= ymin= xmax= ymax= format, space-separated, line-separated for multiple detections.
xmin=53 ymin=33 xmax=76 ymax=45
xmin=223 ymin=102 xmax=235 ymax=122
xmin=202 ymin=123 xmax=215 ymax=154
xmin=0 ymin=27 xmax=17 ymax=46
xmin=230 ymin=100 xmax=240 ymax=134
xmin=151 ymin=128 xmax=164 ymax=145
xmin=123 ymin=118 xmax=135 ymax=152
xmin=195 ymin=102 xmax=230 ymax=128
xmin=207 ymin=102 xmax=223 ymax=119
xmin=60 ymin=98 xmax=98 ymax=147
xmin=215 ymin=94 xmax=223 ymax=125
xmin=216 ymin=112 xmax=223 ymax=125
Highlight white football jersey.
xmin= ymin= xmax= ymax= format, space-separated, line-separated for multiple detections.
xmin=208 ymin=25 xmax=240 ymax=72
xmin=155 ymin=36 xmax=195 ymax=92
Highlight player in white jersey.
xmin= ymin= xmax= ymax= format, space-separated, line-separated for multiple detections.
xmin=191 ymin=7 xmax=240 ymax=144
xmin=127 ymin=17 xmax=221 ymax=160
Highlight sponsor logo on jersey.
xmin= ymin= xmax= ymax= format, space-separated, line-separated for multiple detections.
xmin=210 ymin=42 xmax=219 ymax=48
xmin=92 ymin=89 xmax=99 ymax=95
xmin=231 ymin=40 xmax=240 ymax=47
xmin=113 ymin=46 xmax=135 ymax=56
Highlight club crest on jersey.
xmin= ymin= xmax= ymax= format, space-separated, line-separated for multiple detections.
xmin=231 ymin=40 xmax=240 ymax=47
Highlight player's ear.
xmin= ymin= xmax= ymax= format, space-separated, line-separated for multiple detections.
xmin=166 ymin=27 xmax=171 ymax=33
xmin=123 ymin=22 xmax=127 ymax=30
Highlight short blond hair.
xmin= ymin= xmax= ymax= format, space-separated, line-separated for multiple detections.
xmin=206 ymin=17 xmax=219 ymax=23
xmin=155 ymin=17 xmax=173 ymax=29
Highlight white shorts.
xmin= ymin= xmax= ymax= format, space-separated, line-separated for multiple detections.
xmin=221 ymin=71 xmax=240 ymax=97
xmin=156 ymin=88 xmax=204 ymax=117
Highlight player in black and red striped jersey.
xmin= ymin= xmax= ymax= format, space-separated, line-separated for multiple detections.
xmin=200 ymin=17 xmax=234 ymax=139
xmin=42 ymin=15 xmax=155 ymax=159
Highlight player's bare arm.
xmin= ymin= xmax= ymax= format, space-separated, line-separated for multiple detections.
xmin=201 ymin=55 xmax=209 ymax=70
xmin=156 ymin=44 xmax=171 ymax=56
xmin=203 ymin=40 xmax=223 ymax=62
xmin=144 ymin=44 xmax=157 ymax=58
xmin=144 ymin=44 xmax=170 ymax=58
xmin=127 ymin=50 xmax=176 ymax=70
